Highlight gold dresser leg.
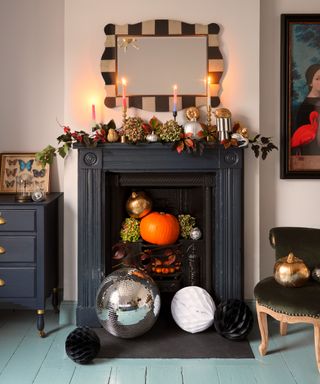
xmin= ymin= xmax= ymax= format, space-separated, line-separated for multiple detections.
xmin=37 ymin=309 xmax=46 ymax=338
xmin=52 ymin=287 xmax=60 ymax=314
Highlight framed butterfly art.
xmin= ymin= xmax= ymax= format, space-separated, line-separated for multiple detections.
xmin=0 ymin=153 xmax=50 ymax=193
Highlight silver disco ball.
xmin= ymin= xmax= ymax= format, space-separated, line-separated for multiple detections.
xmin=96 ymin=267 xmax=161 ymax=338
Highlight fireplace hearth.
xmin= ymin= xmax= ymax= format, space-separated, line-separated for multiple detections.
xmin=76 ymin=143 xmax=243 ymax=326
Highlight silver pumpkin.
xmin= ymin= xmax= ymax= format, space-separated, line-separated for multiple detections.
xmin=184 ymin=121 xmax=203 ymax=140
xmin=183 ymin=106 xmax=203 ymax=140
xmin=146 ymin=131 xmax=158 ymax=142
xmin=96 ymin=267 xmax=161 ymax=338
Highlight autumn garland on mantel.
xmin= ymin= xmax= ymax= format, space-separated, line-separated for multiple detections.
xmin=35 ymin=117 xmax=277 ymax=168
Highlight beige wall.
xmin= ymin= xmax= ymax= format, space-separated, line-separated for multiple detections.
xmin=260 ymin=0 xmax=320 ymax=279
xmin=0 ymin=0 xmax=64 ymax=191
xmin=8 ymin=0 xmax=312 ymax=302
xmin=64 ymin=0 xmax=260 ymax=300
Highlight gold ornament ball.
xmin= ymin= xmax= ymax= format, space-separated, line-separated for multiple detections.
xmin=126 ymin=192 xmax=153 ymax=219
xmin=273 ymin=252 xmax=310 ymax=287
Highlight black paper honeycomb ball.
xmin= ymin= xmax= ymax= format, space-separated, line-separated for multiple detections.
xmin=214 ymin=299 xmax=253 ymax=340
xmin=65 ymin=326 xmax=100 ymax=364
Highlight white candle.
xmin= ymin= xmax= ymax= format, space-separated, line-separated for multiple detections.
xmin=207 ymin=77 xmax=211 ymax=108
xmin=122 ymin=78 xmax=127 ymax=109
xmin=173 ymin=84 xmax=178 ymax=112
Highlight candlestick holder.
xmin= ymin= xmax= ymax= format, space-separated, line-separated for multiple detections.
xmin=173 ymin=110 xmax=177 ymax=122
xmin=122 ymin=106 xmax=127 ymax=127
xmin=206 ymin=105 xmax=212 ymax=128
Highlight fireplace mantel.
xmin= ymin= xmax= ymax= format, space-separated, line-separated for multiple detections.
xmin=76 ymin=143 xmax=243 ymax=326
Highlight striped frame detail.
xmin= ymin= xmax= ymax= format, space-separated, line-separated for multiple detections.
xmin=101 ymin=20 xmax=223 ymax=112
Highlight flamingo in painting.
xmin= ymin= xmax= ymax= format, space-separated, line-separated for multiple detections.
xmin=291 ymin=110 xmax=319 ymax=148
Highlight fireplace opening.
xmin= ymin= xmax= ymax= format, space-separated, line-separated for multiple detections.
xmin=105 ymin=171 xmax=215 ymax=297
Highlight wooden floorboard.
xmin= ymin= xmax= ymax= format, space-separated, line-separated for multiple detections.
xmin=0 ymin=310 xmax=319 ymax=384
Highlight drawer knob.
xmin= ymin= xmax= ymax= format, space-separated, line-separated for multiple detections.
xmin=0 ymin=216 xmax=6 ymax=225
xmin=0 ymin=278 xmax=5 ymax=287
xmin=0 ymin=246 xmax=5 ymax=254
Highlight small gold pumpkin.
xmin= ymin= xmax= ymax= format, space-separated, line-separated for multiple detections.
xmin=126 ymin=192 xmax=152 ymax=219
xmin=107 ymin=128 xmax=119 ymax=142
xmin=274 ymin=252 xmax=310 ymax=287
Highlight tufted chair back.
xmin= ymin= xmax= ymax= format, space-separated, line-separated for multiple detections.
xmin=269 ymin=227 xmax=320 ymax=270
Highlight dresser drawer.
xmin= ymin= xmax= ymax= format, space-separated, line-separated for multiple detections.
xmin=0 ymin=236 xmax=35 ymax=262
xmin=0 ymin=209 xmax=36 ymax=232
xmin=0 ymin=268 xmax=35 ymax=298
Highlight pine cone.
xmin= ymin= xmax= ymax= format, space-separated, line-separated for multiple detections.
xmin=157 ymin=120 xmax=182 ymax=142
xmin=123 ymin=117 xmax=146 ymax=143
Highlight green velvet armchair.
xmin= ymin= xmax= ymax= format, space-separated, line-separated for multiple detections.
xmin=254 ymin=227 xmax=320 ymax=372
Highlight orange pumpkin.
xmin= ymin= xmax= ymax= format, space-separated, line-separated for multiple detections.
xmin=140 ymin=212 xmax=180 ymax=245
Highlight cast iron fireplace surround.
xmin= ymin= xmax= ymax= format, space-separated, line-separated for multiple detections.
xmin=77 ymin=143 xmax=243 ymax=326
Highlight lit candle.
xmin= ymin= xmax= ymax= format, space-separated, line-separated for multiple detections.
xmin=122 ymin=78 xmax=127 ymax=109
xmin=207 ymin=77 xmax=211 ymax=108
xmin=173 ymin=84 xmax=178 ymax=113
xmin=91 ymin=104 xmax=96 ymax=121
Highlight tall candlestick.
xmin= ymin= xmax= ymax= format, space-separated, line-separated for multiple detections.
xmin=91 ymin=104 xmax=96 ymax=122
xmin=122 ymin=78 xmax=127 ymax=109
xmin=173 ymin=84 xmax=178 ymax=113
xmin=207 ymin=77 xmax=211 ymax=108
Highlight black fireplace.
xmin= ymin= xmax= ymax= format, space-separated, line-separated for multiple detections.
xmin=76 ymin=143 xmax=243 ymax=326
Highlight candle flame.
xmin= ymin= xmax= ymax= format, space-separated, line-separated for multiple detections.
xmin=121 ymin=78 xmax=127 ymax=86
xmin=207 ymin=76 xmax=211 ymax=84
xmin=173 ymin=84 xmax=177 ymax=90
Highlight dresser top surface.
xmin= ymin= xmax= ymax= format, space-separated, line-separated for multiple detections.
xmin=0 ymin=192 xmax=63 ymax=206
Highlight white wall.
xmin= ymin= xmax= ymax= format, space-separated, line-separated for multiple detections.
xmin=64 ymin=0 xmax=260 ymax=300
xmin=0 ymin=0 xmax=64 ymax=191
xmin=260 ymin=0 xmax=320 ymax=279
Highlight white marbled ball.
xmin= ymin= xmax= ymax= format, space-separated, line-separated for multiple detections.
xmin=171 ymin=286 xmax=216 ymax=333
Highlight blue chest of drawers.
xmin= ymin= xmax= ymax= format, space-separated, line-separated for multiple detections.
xmin=0 ymin=193 xmax=63 ymax=336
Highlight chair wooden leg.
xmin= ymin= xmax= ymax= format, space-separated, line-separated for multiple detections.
xmin=256 ymin=302 xmax=269 ymax=356
xmin=314 ymin=324 xmax=320 ymax=373
xmin=280 ymin=321 xmax=287 ymax=336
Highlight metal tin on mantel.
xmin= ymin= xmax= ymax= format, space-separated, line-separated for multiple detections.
xmin=215 ymin=108 xmax=232 ymax=142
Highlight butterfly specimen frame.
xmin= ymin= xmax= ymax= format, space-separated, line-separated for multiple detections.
xmin=0 ymin=153 xmax=50 ymax=193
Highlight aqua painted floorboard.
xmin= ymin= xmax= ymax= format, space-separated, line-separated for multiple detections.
xmin=0 ymin=310 xmax=318 ymax=384
xmin=182 ymin=364 xmax=219 ymax=384
xmin=32 ymin=325 xmax=76 ymax=384
xmin=146 ymin=365 xmax=182 ymax=384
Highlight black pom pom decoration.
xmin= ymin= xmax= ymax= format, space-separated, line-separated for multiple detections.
xmin=65 ymin=326 xmax=100 ymax=364
xmin=214 ymin=299 xmax=253 ymax=340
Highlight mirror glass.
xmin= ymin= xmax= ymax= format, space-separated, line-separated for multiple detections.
xmin=117 ymin=36 xmax=207 ymax=95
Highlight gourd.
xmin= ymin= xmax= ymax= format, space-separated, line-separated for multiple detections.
xmin=107 ymin=128 xmax=119 ymax=142
xmin=274 ymin=252 xmax=310 ymax=287
xmin=140 ymin=212 xmax=180 ymax=245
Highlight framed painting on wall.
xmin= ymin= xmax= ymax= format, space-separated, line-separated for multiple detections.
xmin=0 ymin=153 xmax=50 ymax=193
xmin=281 ymin=14 xmax=320 ymax=178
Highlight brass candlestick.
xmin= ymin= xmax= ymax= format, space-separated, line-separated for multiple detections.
xmin=122 ymin=106 xmax=127 ymax=127
xmin=206 ymin=105 xmax=212 ymax=128
xmin=206 ymin=105 xmax=212 ymax=141
xmin=121 ymin=106 xmax=127 ymax=143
